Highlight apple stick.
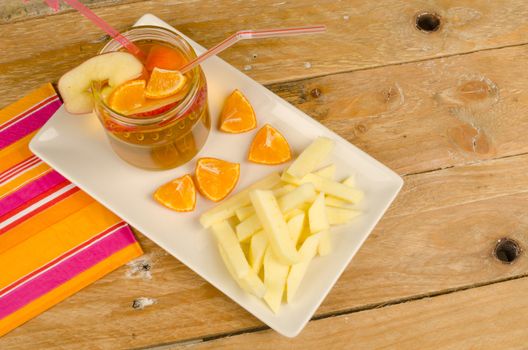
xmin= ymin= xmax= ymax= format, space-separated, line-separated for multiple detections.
xmin=326 ymin=207 xmax=361 ymax=225
xmin=263 ymin=250 xmax=290 ymax=313
xmin=278 ymin=183 xmax=316 ymax=213
xmin=301 ymin=173 xmax=364 ymax=203
xmin=250 ymin=190 xmax=300 ymax=265
xmin=308 ymin=193 xmax=329 ymax=233
xmin=287 ymin=212 xmax=306 ymax=246
xmin=200 ymin=173 xmax=281 ymax=228
xmin=235 ymin=205 xmax=255 ymax=221
xmin=287 ymin=233 xmax=320 ymax=302
xmin=286 ymin=137 xmax=334 ymax=178
xmin=211 ymin=221 xmax=250 ymax=278
xmin=249 ymin=231 xmax=268 ymax=273
xmin=236 ymin=214 xmax=262 ymax=242
xmin=313 ymin=164 xmax=336 ymax=179
xmin=218 ymin=244 xmax=265 ymax=297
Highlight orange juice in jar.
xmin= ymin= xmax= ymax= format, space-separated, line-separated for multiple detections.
xmin=92 ymin=26 xmax=210 ymax=170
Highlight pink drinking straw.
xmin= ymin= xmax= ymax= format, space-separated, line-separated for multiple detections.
xmin=43 ymin=0 xmax=144 ymax=59
xmin=180 ymin=25 xmax=326 ymax=74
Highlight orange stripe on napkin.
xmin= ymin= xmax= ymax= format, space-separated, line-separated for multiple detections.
xmin=0 ymin=191 xmax=94 ymax=254
xmin=0 ymin=242 xmax=142 ymax=337
xmin=0 ymin=163 xmax=50 ymax=199
xmin=0 ymin=84 xmax=142 ymax=336
xmin=0 ymin=202 xmax=122 ymax=289
xmin=0 ymin=83 xmax=143 ymax=337
xmin=0 ymin=84 xmax=56 ymax=126
xmin=0 ymin=132 xmax=38 ymax=174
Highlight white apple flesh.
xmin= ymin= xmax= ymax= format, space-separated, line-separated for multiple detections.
xmin=58 ymin=52 xmax=144 ymax=114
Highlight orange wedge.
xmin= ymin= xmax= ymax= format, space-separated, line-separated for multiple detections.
xmin=145 ymin=44 xmax=187 ymax=72
xmin=219 ymin=90 xmax=257 ymax=133
xmin=248 ymin=124 xmax=292 ymax=165
xmin=145 ymin=68 xmax=187 ymax=99
xmin=195 ymin=158 xmax=240 ymax=202
xmin=107 ymin=79 xmax=146 ymax=114
xmin=154 ymin=174 xmax=196 ymax=212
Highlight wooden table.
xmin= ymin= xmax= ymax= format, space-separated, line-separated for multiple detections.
xmin=2 ymin=1 xmax=528 ymax=348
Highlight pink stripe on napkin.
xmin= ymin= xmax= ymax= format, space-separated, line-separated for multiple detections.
xmin=0 ymin=170 xmax=67 ymax=217
xmin=0 ymin=223 xmax=134 ymax=319
xmin=0 ymin=97 xmax=61 ymax=149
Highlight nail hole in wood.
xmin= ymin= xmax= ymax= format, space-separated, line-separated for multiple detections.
xmin=141 ymin=263 xmax=151 ymax=271
xmin=415 ymin=12 xmax=441 ymax=32
xmin=132 ymin=299 xmax=142 ymax=309
xmin=310 ymin=88 xmax=321 ymax=98
xmin=494 ymin=238 xmax=521 ymax=264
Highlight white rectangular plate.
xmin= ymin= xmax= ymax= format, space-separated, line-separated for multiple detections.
xmin=30 ymin=14 xmax=403 ymax=337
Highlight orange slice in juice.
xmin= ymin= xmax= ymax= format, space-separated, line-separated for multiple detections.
xmin=248 ymin=124 xmax=292 ymax=165
xmin=195 ymin=158 xmax=240 ymax=202
xmin=145 ymin=44 xmax=187 ymax=71
xmin=145 ymin=68 xmax=187 ymax=99
xmin=154 ymin=174 xmax=196 ymax=212
xmin=219 ymin=90 xmax=257 ymax=133
xmin=107 ymin=79 xmax=146 ymax=113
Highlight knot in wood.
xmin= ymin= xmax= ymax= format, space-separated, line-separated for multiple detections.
xmin=494 ymin=238 xmax=521 ymax=264
xmin=415 ymin=12 xmax=442 ymax=32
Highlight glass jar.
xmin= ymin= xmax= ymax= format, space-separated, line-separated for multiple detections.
xmin=92 ymin=26 xmax=210 ymax=170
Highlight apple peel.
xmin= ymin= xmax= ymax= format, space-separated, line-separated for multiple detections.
xmin=58 ymin=52 xmax=143 ymax=114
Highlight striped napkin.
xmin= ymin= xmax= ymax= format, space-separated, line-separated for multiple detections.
xmin=0 ymin=84 xmax=143 ymax=336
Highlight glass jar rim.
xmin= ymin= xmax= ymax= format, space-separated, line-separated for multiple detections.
xmin=92 ymin=25 xmax=201 ymax=127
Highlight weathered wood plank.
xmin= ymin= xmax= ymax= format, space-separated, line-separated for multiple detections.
xmin=2 ymin=154 xmax=528 ymax=349
xmin=187 ymin=277 xmax=528 ymax=350
xmin=268 ymin=44 xmax=528 ymax=175
xmin=3 ymin=0 xmax=528 ymax=105
xmin=0 ymin=0 xmax=140 ymax=23
xmin=3 ymin=39 xmax=528 ymax=178
xmin=385 ymin=153 xmax=528 ymax=218
xmin=2 ymin=2 xmax=528 ymax=348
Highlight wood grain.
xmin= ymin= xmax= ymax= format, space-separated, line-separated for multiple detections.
xmin=2 ymin=1 xmax=528 ymax=348
xmin=186 ymin=277 xmax=528 ymax=350
xmin=385 ymin=153 xmax=528 ymax=218
xmin=3 ymin=1 xmax=528 ymax=105
xmin=269 ymin=44 xmax=528 ymax=175
xmin=3 ymin=32 xmax=528 ymax=178
xmin=0 ymin=0 xmax=141 ymax=23
xmin=2 ymin=154 xmax=528 ymax=349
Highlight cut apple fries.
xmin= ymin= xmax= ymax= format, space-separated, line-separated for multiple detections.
xmin=200 ymin=137 xmax=365 ymax=313
xmin=199 ymin=172 xmax=281 ymax=228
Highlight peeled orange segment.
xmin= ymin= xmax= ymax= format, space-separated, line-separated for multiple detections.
xmin=219 ymin=89 xmax=257 ymax=133
xmin=195 ymin=158 xmax=240 ymax=202
xmin=107 ymin=79 xmax=147 ymax=114
xmin=145 ymin=68 xmax=187 ymax=99
xmin=154 ymin=174 xmax=196 ymax=212
xmin=248 ymin=124 xmax=292 ymax=165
